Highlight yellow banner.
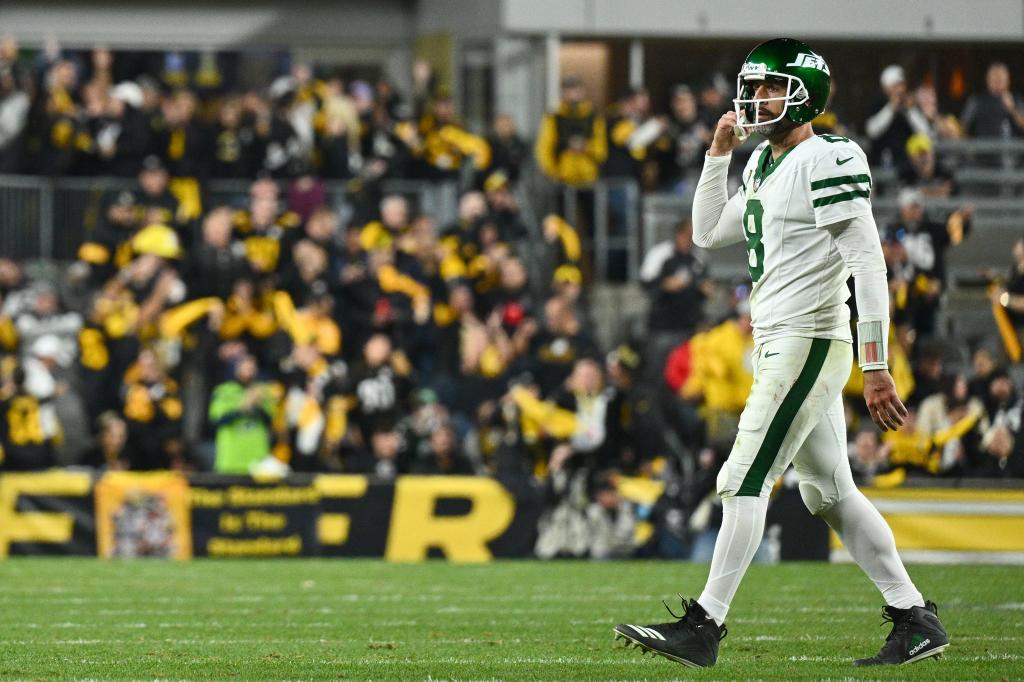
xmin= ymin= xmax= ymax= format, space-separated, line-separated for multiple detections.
xmin=95 ymin=472 xmax=192 ymax=559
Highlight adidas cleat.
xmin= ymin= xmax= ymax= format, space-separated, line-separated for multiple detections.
xmin=854 ymin=600 xmax=949 ymax=666
xmin=614 ymin=598 xmax=726 ymax=668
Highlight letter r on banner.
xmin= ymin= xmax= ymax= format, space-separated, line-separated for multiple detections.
xmin=385 ymin=476 xmax=516 ymax=562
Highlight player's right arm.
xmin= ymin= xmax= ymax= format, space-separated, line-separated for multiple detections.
xmin=692 ymin=112 xmax=745 ymax=249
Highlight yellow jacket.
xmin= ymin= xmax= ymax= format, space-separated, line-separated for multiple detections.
xmin=682 ymin=320 xmax=754 ymax=413
xmin=422 ymin=123 xmax=491 ymax=172
xmin=534 ymin=102 xmax=607 ymax=186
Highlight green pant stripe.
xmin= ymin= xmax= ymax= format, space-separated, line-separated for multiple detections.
xmin=812 ymin=189 xmax=871 ymax=208
xmin=736 ymin=338 xmax=831 ymax=496
xmin=810 ymin=174 xmax=871 ymax=190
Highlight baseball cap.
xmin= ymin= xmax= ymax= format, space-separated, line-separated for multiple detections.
xmin=484 ymin=171 xmax=509 ymax=193
xmin=898 ymin=187 xmax=923 ymax=208
xmin=132 ymin=223 xmax=182 ymax=259
xmin=111 ymin=81 xmax=144 ymax=108
xmin=906 ymin=133 xmax=932 ymax=157
xmin=880 ymin=65 xmax=906 ymax=89
xmin=141 ymin=155 xmax=166 ymax=173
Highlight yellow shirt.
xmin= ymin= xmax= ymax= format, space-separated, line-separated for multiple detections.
xmin=682 ymin=320 xmax=754 ymax=413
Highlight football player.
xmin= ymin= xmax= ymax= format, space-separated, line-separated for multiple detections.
xmin=615 ymin=38 xmax=948 ymax=668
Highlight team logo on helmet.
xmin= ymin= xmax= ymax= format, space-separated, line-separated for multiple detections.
xmin=786 ymin=53 xmax=830 ymax=74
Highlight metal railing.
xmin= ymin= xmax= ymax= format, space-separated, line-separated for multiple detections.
xmin=561 ymin=178 xmax=642 ymax=282
xmin=0 ymin=175 xmax=461 ymax=261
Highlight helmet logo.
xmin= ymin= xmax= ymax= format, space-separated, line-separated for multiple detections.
xmin=786 ymin=53 xmax=830 ymax=75
xmin=741 ymin=62 xmax=768 ymax=79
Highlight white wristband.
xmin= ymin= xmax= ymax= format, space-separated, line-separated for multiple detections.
xmin=857 ymin=319 xmax=888 ymax=371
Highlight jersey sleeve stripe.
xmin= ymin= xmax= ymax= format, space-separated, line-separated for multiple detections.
xmin=812 ymin=189 xmax=871 ymax=207
xmin=810 ymin=174 xmax=871 ymax=190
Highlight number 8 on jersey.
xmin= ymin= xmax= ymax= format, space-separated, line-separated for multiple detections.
xmin=744 ymin=198 xmax=764 ymax=283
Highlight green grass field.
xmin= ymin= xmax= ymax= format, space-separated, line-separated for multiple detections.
xmin=0 ymin=559 xmax=1020 ymax=681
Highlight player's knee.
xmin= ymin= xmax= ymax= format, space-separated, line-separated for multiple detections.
xmin=798 ymin=480 xmax=835 ymax=515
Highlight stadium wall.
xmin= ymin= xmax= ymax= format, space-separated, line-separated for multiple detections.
xmin=2 ymin=472 xmax=1022 ymax=563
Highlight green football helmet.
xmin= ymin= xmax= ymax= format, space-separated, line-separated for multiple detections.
xmin=733 ymin=38 xmax=831 ymax=134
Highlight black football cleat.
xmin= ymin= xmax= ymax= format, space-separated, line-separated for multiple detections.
xmin=614 ymin=597 xmax=726 ymax=668
xmin=854 ymin=600 xmax=949 ymax=666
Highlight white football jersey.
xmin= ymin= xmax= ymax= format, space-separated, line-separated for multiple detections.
xmin=727 ymin=134 xmax=872 ymax=345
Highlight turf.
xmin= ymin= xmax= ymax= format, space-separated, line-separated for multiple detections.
xmin=0 ymin=559 xmax=1020 ymax=680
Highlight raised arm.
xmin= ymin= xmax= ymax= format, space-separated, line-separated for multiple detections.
xmin=692 ymin=111 xmax=746 ymax=249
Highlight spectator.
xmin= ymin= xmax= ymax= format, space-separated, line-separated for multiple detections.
xmin=100 ymin=81 xmax=151 ymax=177
xmin=642 ymin=217 xmax=711 ymax=348
xmin=993 ymin=237 xmax=1024 ymax=332
xmin=186 ymin=207 xmax=249 ymax=301
xmin=883 ymin=189 xmax=971 ymax=336
xmin=535 ymin=76 xmax=607 ymax=187
xmin=657 ymin=84 xmax=710 ymax=192
xmin=696 ymin=76 xmax=730 ymax=131
xmin=80 ymin=411 xmax=132 ymax=470
xmin=604 ymin=86 xmax=664 ymax=185
xmin=0 ymin=364 xmax=59 ymax=470
xmin=523 ymin=296 xmax=599 ymax=395
xmin=916 ymin=373 xmax=987 ymax=475
xmin=120 ymin=348 xmax=184 ymax=470
xmin=208 ymin=354 xmax=275 ymax=474
xmin=360 ymin=194 xmax=410 ymax=253
xmin=864 ymin=65 xmax=930 ymax=168
xmin=961 ymin=61 xmax=1024 ymax=138
xmin=848 ymin=426 xmax=889 ymax=484
xmin=908 ymin=340 xmax=945 ymax=409
xmin=913 ymin=83 xmax=961 ymax=140
xmin=348 ymin=424 xmax=407 ymax=481
xmin=233 ymin=177 xmax=302 ymax=276
xmin=898 ymin=133 xmax=957 ymax=198
xmin=331 ymin=333 xmax=412 ymax=446
xmin=14 ymin=282 xmax=82 ymax=364
xmin=0 ymin=64 xmax=29 ymax=173
xmin=968 ymin=345 xmax=1002 ymax=407
xmin=74 ymin=156 xmax=181 ymax=285
xmin=677 ymin=301 xmax=754 ymax=447
xmin=603 ymin=343 xmax=659 ymax=474
xmin=36 ymin=59 xmax=80 ymax=175
xmin=411 ymin=423 xmax=474 ymax=475
xmin=483 ymin=172 xmax=528 ymax=243
xmin=585 ymin=473 xmax=637 ymax=559
xmin=540 ymin=214 xmax=582 ymax=286
xmin=418 ymin=93 xmax=491 ymax=182
xmin=486 ymin=114 xmax=527 ymax=184
xmin=77 ymin=296 xmax=120 ymax=426
xmin=211 ymin=96 xmax=260 ymax=179
xmin=154 ymin=89 xmax=207 ymax=179
xmin=972 ymin=370 xmax=1024 ymax=478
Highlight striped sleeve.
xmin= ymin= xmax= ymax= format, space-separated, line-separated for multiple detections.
xmin=810 ymin=142 xmax=872 ymax=227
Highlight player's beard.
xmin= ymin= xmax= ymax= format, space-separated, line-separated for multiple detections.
xmin=753 ymin=113 xmax=798 ymax=139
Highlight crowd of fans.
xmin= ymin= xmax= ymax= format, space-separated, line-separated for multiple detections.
xmin=0 ymin=40 xmax=1021 ymax=561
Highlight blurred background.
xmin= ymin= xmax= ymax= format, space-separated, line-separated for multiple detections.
xmin=0 ymin=0 xmax=1022 ymax=563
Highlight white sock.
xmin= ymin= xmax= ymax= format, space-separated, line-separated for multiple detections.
xmin=819 ymin=491 xmax=924 ymax=609
xmin=697 ymin=495 xmax=768 ymax=626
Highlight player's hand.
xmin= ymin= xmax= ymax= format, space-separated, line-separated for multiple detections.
xmin=863 ymin=369 xmax=908 ymax=432
xmin=709 ymin=111 xmax=745 ymax=157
